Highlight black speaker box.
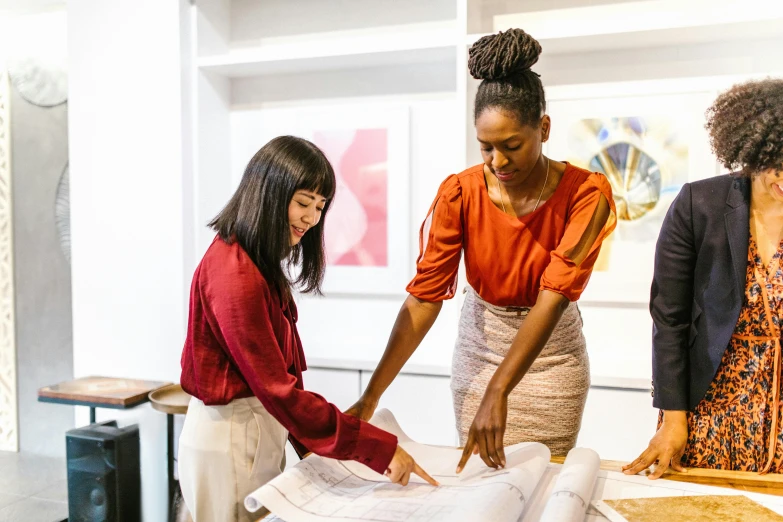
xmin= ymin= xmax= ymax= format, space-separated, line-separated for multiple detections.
xmin=66 ymin=420 xmax=141 ymax=522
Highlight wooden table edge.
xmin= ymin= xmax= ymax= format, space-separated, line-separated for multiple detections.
xmin=38 ymin=379 xmax=172 ymax=408
xmin=550 ymin=456 xmax=783 ymax=496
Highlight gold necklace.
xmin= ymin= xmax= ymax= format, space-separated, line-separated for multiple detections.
xmin=496 ymin=157 xmax=550 ymax=215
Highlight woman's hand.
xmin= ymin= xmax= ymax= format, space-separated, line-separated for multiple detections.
xmin=345 ymin=395 xmax=378 ymax=422
xmin=456 ymin=389 xmax=508 ymax=473
xmin=622 ymin=411 xmax=688 ymax=479
xmin=387 ymin=446 xmax=439 ymax=487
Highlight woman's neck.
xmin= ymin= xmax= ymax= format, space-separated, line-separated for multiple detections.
xmin=750 ymin=175 xmax=783 ymax=267
xmin=750 ymin=175 xmax=783 ymax=219
xmin=503 ymin=155 xmax=553 ymax=203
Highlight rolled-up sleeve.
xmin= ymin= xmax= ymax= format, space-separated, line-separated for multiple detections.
xmin=406 ymin=175 xmax=463 ymax=301
xmin=540 ymin=173 xmax=616 ymax=301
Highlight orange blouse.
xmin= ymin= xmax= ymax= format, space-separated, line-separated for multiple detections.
xmin=406 ymin=163 xmax=616 ymax=307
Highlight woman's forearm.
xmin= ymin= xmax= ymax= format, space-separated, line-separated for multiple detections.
xmin=362 ymin=294 xmax=442 ymax=402
xmin=487 ymin=290 xmax=569 ymax=396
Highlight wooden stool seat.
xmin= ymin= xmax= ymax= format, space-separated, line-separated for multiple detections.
xmin=149 ymin=384 xmax=192 ymax=415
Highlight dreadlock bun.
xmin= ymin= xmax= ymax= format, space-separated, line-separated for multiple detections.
xmin=468 ymin=28 xmax=542 ymax=81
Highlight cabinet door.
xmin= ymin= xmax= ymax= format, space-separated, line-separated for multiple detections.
xmin=577 ymin=387 xmax=658 ymax=461
xmin=361 ymin=372 xmax=458 ymax=446
xmin=302 ymin=368 xmax=361 ymax=410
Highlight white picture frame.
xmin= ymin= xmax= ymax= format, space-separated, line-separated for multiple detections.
xmin=544 ymin=77 xmax=725 ymax=304
xmin=231 ymin=102 xmax=411 ymax=296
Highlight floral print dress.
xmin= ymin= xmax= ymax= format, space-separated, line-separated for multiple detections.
xmin=681 ymin=237 xmax=783 ymax=472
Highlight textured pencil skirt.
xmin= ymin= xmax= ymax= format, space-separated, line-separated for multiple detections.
xmin=451 ymin=287 xmax=590 ymax=456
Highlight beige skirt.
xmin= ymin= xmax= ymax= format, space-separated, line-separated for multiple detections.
xmin=451 ymin=287 xmax=590 ymax=456
xmin=178 ymin=396 xmax=288 ymax=522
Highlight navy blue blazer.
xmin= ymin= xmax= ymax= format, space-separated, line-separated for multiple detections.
xmin=651 ymin=174 xmax=750 ymax=411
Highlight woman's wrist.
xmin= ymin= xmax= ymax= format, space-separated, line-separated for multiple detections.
xmin=360 ymin=391 xmax=380 ymax=406
xmin=662 ymin=410 xmax=688 ymax=427
xmin=486 ymin=376 xmax=512 ymax=398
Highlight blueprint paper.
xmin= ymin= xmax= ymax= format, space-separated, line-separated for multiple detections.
xmin=246 ymin=409 xmax=551 ymax=522
xmin=249 ymin=409 xmax=783 ymax=521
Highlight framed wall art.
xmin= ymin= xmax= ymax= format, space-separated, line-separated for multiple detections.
xmin=545 ymin=79 xmax=721 ymax=303
xmin=231 ymin=102 xmax=411 ymax=295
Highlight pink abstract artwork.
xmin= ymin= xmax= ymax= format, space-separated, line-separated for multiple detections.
xmin=313 ymin=128 xmax=388 ymax=267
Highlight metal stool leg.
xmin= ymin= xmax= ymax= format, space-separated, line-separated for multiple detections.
xmin=167 ymin=413 xmax=175 ymax=522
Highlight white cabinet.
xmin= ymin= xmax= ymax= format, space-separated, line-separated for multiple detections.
xmin=285 ymin=368 xmax=457 ymax=469
xmin=577 ymin=387 xmax=658 ymax=462
xmin=361 ymin=371 xmax=458 ymax=446
xmin=302 ymin=368 xmax=361 ymax=411
xmin=285 ymin=371 xmax=657 ymax=470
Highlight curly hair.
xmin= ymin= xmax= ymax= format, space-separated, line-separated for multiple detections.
xmin=706 ymin=78 xmax=783 ymax=176
xmin=469 ymin=28 xmax=545 ymax=126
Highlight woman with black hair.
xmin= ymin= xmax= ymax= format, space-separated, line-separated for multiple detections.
xmin=624 ymin=78 xmax=783 ymax=478
xmin=178 ymin=136 xmax=436 ymax=522
xmin=348 ymin=29 xmax=616 ymax=471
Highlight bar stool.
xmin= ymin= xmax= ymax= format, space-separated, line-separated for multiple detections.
xmin=149 ymin=383 xmax=193 ymax=522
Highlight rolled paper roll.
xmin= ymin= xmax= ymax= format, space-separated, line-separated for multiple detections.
xmin=244 ymin=488 xmax=264 ymax=513
xmin=539 ymin=447 xmax=601 ymax=522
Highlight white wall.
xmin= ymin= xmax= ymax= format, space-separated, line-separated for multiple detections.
xmin=68 ymin=0 xmax=193 ymax=519
xmin=0 ymin=9 xmax=66 ymax=66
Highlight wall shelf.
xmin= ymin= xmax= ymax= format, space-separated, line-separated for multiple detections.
xmin=198 ymin=21 xmax=458 ymax=77
xmin=476 ymin=0 xmax=783 ymax=55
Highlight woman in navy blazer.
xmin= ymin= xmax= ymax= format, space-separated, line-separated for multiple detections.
xmin=624 ymin=78 xmax=783 ymax=478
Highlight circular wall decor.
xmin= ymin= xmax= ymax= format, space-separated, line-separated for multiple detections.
xmin=589 ymin=142 xmax=661 ymax=221
xmin=7 ymin=57 xmax=67 ymax=107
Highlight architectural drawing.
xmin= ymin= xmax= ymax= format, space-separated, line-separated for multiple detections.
xmin=251 ymin=410 xmax=783 ymax=522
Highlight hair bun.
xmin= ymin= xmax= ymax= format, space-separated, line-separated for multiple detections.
xmin=468 ymin=28 xmax=542 ymax=81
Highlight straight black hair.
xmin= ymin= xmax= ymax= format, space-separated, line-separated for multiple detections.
xmin=209 ymin=135 xmax=336 ymax=298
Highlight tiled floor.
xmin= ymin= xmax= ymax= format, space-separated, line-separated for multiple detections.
xmin=0 ymin=451 xmax=68 ymax=522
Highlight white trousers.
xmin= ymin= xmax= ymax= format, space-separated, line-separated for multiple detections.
xmin=178 ymin=397 xmax=288 ymax=522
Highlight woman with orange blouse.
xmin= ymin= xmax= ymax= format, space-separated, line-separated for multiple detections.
xmin=347 ymin=29 xmax=616 ymax=471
